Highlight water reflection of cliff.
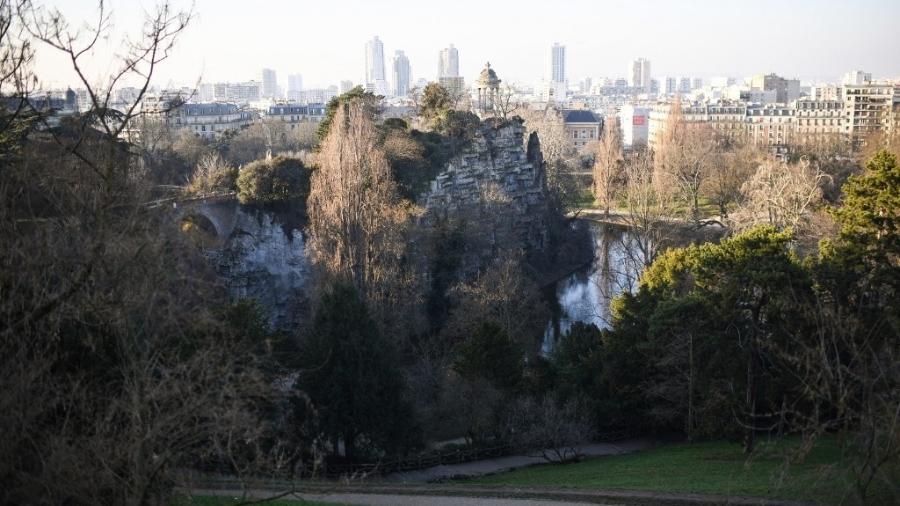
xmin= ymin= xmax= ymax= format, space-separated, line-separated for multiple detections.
xmin=542 ymin=223 xmax=646 ymax=354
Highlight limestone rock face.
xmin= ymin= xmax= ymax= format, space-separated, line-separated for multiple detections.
xmin=421 ymin=117 xmax=552 ymax=260
xmin=194 ymin=203 xmax=309 ymax=329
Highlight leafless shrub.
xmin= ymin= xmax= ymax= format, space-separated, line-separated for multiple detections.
xmin=508 ymin=396 xmax=593 ymax=464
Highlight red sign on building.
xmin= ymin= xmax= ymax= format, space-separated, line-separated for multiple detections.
xmin=633 ymin=115 xmax=646 ymax=126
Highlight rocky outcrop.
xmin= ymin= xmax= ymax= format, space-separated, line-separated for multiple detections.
xmin=421 ymin=118 xmax=552 ymax=259
xmin=206 ymin=202 xmax=310 ymax=329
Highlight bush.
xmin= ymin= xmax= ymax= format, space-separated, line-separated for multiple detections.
xmin=236 ymin=156 xmax=310 ymax=206
xmin=187 ymin=152 xmax=238 ymax=196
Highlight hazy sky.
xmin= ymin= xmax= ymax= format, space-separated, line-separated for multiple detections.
xmin=32 ymin=0 xmax=900 ymax=90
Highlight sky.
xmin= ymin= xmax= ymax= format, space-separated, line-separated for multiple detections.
xmin=31 ymin=0 xmax=900 ymax=91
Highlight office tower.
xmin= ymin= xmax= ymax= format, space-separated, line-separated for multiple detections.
xmin=287 ymin=74 xmax=303 ymax=93
xmin=261 ymin=68 xmax=277 ymax=98
xmin=438 ymin=44 xmax=459 ymax=79
xmin=365 ymin=36 xmax=388 ymax=95
xmin=340 ymin=80 xmax=354 ymax=94
xmin=692 ymin=77 xmax=703 ymax=90
xmin=664 ymin=76 xmax=677 ymax=95
xmin=551 ymin=43 xmax=566 ymax=83
xmin=678 ymin=77 xmax=691 ymax=93
xmin=630 ymin=58 xmax=651 ymax=93
xmin=392 ymin=50 xmax=411 ymax=97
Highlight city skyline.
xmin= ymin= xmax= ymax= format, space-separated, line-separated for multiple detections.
xmin=31 ymin=0 xmax=900 ymax=90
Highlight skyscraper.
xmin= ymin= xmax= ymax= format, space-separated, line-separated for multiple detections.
xmin=365 ymin=36 xmax=387 ymax=95
xmin=551 ymin=43 xmax=566 ymax=83
xmin=392 ymin=50 xmax=411 ymax=97
xmin=438 ymin=44 xmax=459 ymax=79
xmin=287 ymin=74 xmax=303 ymax=93
xmin=663 ymin=76 xmax=677 ymax=95
xmin=261 ymin=68 xmax=277 ymax=99
xmin=629 ymin=58 xmax=651 ymax=93
xmin=340 ymin=80 xmax=354 ymax=94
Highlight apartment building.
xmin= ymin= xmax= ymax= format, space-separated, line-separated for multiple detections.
xmin=563 ymin=109 xmax=602 ymax=149
xmin=745 ymin=104 xmax=794 ymax=147
xmin=842 ymin=82 xmax=898 ymax=142
xmin=142 ymin=97 xmax=253 ymax=139
xmin=265 ymin=103 xmax=326 ymax=128
xmin=794 ymin=99 xmax=843 ymax=136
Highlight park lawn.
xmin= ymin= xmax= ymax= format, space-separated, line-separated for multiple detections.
xmin=470 ymin=438 xmax=859 ymax=504
xmin=174 ymin=495 xmax=346 ymax=506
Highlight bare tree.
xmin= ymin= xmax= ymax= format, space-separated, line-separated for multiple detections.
xmin=703 ymin=140 xmax=760 ymax=219
xmin=770 ymin=301 xmax=900 ymax=505
xmin=493 ymin=83 xmax=520 ymax=120
xmin=441 ymin=252 xmax=550 ymax=353
xmin=591 ymin=117 xmax=624 ymax=217
xmin=653 ymin=97 xmax=715 ymax=224
xmin=732 ymin=156 xmax=829 ymax=236
xmin=307 ymin=100 xmax=423 ymax=336
xmin=2 ymin=4 xmax=302 ymax=504
xmin=621 ymin=149 xmax=676 ymax=267
xmin=519 ymin=105 xmax=577 ymax=203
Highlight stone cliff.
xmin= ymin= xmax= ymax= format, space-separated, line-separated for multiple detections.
xmin=421 ymin=117 xmax=552 ymax=261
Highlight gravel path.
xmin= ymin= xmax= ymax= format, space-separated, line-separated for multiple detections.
xmin=385 ymin=437 xmax=655 ymax=483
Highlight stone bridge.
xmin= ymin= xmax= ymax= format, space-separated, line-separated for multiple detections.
xmin=164 ymin=195 xmax=242 ymax=248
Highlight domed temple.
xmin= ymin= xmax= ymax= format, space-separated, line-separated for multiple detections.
xmin=475 ymin=62 xmax=501 ymax=115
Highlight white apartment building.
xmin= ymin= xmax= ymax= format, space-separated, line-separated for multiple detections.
xmin=842 ymin=82 xmax=898 ymax=141
xmin=619 ymin=104 xmax=650 ymax=148
xmin=842 ymin=70 xmax=872 ymax=86
xmin=808 ymin=84 xmax=841 ymax=101
xmin=214 ymin=81 xmax=261 ymax=103
xmin=745 ymin=104 xmax=794 ymax=147
xmin=794 ymin=99 xmax=843 ymax=136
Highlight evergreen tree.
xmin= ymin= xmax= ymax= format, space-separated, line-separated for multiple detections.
xmin=297 ymin=282 xmax=418 ymax=459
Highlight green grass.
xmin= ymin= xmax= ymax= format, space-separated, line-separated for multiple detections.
xmin=174 ymin=495 xmax=346 ymax=506
xmin=470 ymin=439 xmax=858 ymax=504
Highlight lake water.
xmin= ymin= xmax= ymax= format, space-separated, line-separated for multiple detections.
xmin=542 ymin=222 xmax=646 ymax=354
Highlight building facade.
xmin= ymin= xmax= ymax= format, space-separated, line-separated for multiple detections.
xmin=563 ymin=109 xmax=601 ymax=149
xmin=619 ymin=104 xmax=650 ymax=148
xmin=213 ymin=81 xmax=261 ymax=103
xmin=551 ymin=43 xmax=566 ymax=84
xmin=261 ymin=68 xmax=278 ymax=99
xmin=749 ymin=73 xmax=800 ymax=104
xmin=365 ymin=36 xmax=388 ymax=96
xmin=143 ymin=99 xmax=253 ymax=139
xmin=842 ymin=82 xmax=898 ymax=142
xmin=438 ymin=44 xmax=459 ymax=79
xmin=287 ymin=74 xmax=303 ymax=94
xmin=265 ymin=103 xmax=326 ymax=128
xmin=630 ymin=58 xmax=651 ymax=94
xmin=794 ymin=99 xmax=843 ymax=136
xmin=392 ymin=50 xmax=411 ymax=97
